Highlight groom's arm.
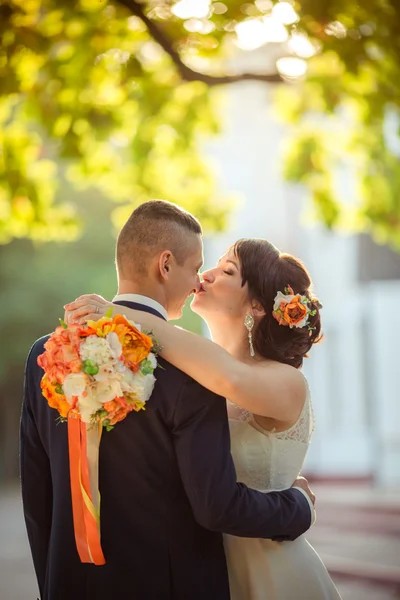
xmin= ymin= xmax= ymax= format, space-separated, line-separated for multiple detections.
xmin=20 ymin=343 xmax=53 ymax=598
xmin=172 ymin=377 xmax=312 ymax=540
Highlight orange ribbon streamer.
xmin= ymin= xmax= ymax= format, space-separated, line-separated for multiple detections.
xmin=68 ymin=414 xmax=105 ymax=565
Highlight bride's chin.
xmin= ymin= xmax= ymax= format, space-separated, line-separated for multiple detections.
xmin=190 ymin=295 xmax=206 ymax=316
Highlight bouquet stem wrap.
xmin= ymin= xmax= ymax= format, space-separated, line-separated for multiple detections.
xmin=68 ymin=414 xmax=105 ymax=565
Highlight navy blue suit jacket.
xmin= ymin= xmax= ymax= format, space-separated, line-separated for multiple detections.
xmin=20 ymin=301 xmax=312 ymax=600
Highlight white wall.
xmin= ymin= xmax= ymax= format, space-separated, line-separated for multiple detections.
xmin=368 ymin=281 xmax=400 ymax=486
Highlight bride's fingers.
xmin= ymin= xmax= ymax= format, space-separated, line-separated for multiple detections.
xmin=64 ymin=300 xmax=87 ymax=311
xmin=74 ymin=294 xmax=108 ymax=304
xmin=64 ymin=299 xmax=104 ymax=311
xmin=77 ymin=313 xmax=98 ymax=324
xmin=64 ymin=294 xmax=108 ymax=310
xmin=65 ymin=305 xmax=96 ymax=320
xmin=65 ymin=300 xmax=113 ymax=322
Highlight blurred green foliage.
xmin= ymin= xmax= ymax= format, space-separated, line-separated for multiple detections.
xmin=0 ymin=0 xmax=237 ymax=245
xmin=2 ymin=0 xmax=400 ymax=246
xmin=275 ymin=0 xmax=400 ymax=248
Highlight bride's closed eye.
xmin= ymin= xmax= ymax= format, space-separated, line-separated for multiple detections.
xmin=223 ymin=270 xmax=234 ymax=276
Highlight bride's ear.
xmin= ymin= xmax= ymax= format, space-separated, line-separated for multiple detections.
xmin=251 ymin=301 xmax=265 ymax=319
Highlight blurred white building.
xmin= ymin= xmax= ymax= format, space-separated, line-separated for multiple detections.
xmin=203 ymin=49 xmax=400 ymax=488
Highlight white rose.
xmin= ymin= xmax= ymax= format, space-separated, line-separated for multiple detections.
xmin=273 ymin=291 xmax=294 ymax=312
xmin=106 ymin=332 xmax=122 ymax=360
xmin=147 ymin=353 xmax=158 ymax=369
xmin=127 ymin=371 xmax=156 ymax=402
xmin=93 ymin=363 xmax=117 ymax=382
xmin=63 ymin=373 xmax=87 ymax=404
xmin=77 ymin=389 xmax=103 ymax=424
xmin=117 ymin=365 xmax=138 ymax=393
xmin=94 ymin=379 xmax=123 ymax=404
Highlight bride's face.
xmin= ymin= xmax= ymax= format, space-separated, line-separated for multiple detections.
xmin=191 ymin=247 xmax=250 ymax=321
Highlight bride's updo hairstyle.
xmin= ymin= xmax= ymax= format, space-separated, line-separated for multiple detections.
xmin=234 ymin=239 xmax=322 ymax=368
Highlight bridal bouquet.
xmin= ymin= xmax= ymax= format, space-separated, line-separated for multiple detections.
xmin=37 ymin=312 xmax=158 ymax=565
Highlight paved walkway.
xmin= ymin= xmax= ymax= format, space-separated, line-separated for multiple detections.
xmin=1 ymin=483 xmax=399 ymax=599
xmin=0 ymin=486 xmax=38 ymax=600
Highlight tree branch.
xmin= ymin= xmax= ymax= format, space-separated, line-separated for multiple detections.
xmin=117 ymin=0 xmax=283 ymax=85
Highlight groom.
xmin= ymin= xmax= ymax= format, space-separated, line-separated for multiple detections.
xmin=21 ymin=200 xmax=315 ymax=600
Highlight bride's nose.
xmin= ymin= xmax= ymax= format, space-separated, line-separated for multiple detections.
xmin=202 ymin=269 xmax=215 ymax=284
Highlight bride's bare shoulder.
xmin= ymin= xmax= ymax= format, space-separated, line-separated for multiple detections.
xmin=254 ymin=359 xmax=307 ymax=398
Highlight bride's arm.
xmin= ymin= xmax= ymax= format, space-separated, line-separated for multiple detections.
xmin=64 ymin=295 xmax=306 ymax=421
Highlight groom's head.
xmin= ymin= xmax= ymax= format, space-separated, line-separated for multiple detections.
xmin=116 ymin=200 xmax=203 ymax=320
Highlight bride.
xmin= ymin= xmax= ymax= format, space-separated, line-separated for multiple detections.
xmin=65 ymin=237 xmax=341 ymax=600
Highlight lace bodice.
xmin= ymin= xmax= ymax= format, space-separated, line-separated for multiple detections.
xmin=227 ymin=381 xmax=314 ymax=492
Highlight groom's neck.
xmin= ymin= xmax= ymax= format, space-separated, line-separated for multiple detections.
xmin=117 ymin=279 xmax=167 ymax=310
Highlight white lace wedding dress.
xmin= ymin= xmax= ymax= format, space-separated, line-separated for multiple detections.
xmin=225 ymin=382 xmax=342 ymax=600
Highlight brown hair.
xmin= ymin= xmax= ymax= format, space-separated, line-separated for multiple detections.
xmin=116 ymin=200 xmax=202 ymax=278
xmin=234 ymin=238 xmax=322 ymax=368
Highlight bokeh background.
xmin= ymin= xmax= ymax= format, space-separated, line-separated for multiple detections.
xmin=1 ymin=1 xmax=400 ymax=598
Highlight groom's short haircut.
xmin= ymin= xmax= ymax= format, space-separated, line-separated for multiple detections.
xmin=116 ymin=200 xmax=202 ymax=278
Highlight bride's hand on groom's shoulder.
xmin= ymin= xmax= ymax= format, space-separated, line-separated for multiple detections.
xmin=64 ymin=293 xmax=112 ymax=324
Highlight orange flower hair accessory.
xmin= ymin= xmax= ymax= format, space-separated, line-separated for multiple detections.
xmin=272 ymin=285 xmax=317 ymax=331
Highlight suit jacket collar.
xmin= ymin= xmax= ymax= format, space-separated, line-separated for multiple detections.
xmin=113 ymin=294 xmax=168 ymax=320
xmin=113 ymin=300 xmax=167 ymax=321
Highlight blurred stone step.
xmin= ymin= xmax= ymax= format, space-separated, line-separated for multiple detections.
xmin=313 ymin=505 xmax=400 ymax=536
xmin=306 ymin=486 xmax=400 ymax=592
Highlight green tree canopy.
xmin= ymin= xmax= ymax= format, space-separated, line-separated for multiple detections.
xmin=1 ymin=0 xmax=400 ymax=247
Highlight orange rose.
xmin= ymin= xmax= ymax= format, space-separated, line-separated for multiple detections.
xmin=272 ymin=310 xmax=289 ymax=326
xmin=103 ymin=400 xmax=119 ymax=413
xmin=109 ymin=406 xmax=131 ymax=426
xmin=38 ymin=324 xmax=84 ymax=384
xmin=113 ymin=316 xmax=153 ymax=365
xmin=40 ymin=376 xmax=71 ymax=418
xmin=283 ymin=296 xmax=308 ymax=326
xmin=88 ymin=315 xmax=153 ymax=366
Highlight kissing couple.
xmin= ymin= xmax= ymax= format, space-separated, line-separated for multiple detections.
xmin=21 ymin=199 xmax=341 ymax=599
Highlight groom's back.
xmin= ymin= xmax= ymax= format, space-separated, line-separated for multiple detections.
xmin=22 ymin=338 xmax=229 ymax=600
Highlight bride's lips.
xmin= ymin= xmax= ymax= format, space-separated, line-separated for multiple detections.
xmin=193 ymin=284 xmax=206 ymax=300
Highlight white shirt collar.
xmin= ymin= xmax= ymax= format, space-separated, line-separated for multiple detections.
xmin=112 ymin=294 xmax=168 ymax=320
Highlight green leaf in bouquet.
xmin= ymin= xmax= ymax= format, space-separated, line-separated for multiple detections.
xmin=140 ymin=358 xmax=154 ymax=375
xmin=59 ymin=318 xmax=68 ymax=329
xmin=82 ymin=359 xmax=99 ymax=375
xmin=105 ymin=306 xmax=113 ymax=318
xmin=151 ymin=337 xmax=164 ymax=356
xmin=102 ymin=418 xmax=114 ymax=432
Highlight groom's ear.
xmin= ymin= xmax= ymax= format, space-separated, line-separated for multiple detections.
xmin=159 ymin=250 xmax=172 ymax=280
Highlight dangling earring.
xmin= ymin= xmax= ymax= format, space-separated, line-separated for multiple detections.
xmin=244 ymin=313 xmax=255 ymax=357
